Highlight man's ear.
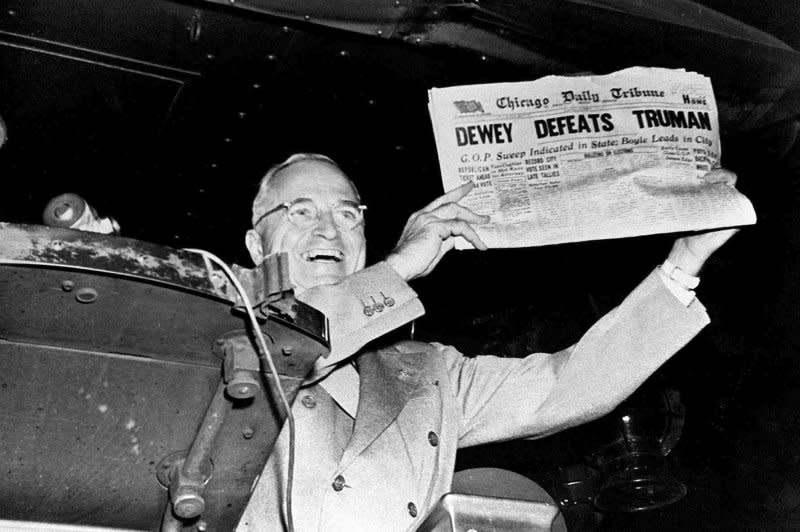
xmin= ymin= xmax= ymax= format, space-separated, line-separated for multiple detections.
xmin=245 ymin=229 xmax=264 ymax=265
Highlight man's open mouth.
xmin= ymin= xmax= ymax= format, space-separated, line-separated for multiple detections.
xmin=301 ymin=249 xmax=344 ymax=263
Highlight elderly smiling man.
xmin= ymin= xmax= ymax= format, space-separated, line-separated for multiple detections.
xmin=237 ymin=153 xmax=738 ymax=531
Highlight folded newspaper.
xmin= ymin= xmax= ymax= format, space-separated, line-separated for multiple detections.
xmin=427 ymin=67 xmax=756 ymax=249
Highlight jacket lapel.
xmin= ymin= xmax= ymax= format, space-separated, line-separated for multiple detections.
xmin=338 ymin=343 xmax=431 ymax=470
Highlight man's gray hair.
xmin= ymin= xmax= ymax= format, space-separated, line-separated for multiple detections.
xmin=252 ymin=153 xmax=359 ymax=226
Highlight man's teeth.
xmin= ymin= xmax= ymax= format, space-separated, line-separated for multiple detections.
xmin=303 ymin=250 xmax=343 ymax=262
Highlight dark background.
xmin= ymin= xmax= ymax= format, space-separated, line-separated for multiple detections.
xmin=2 ymin=1 xmax=800 ymax=529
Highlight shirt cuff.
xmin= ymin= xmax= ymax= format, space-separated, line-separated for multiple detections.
xmin=656 ymin=262 xmax=698 ymax=306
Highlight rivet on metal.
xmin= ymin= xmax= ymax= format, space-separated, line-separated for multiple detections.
xmin=267 ymin=54 xmax=277 ymax=61
xmin=480 ymin=54 xmax=487 ymax=61
xmin=61 ymin=280 xmax=74 ymax=292
xmin=304 ymin=15 xmax=310 ymax=21
xmin=282 ymin=347 xmax=293 ymax=357
xmin=338 ymin=50 xmax=348 ymax=57
xmin=238 ymin=111 xmax=246 ymax=119
xmin=242 ymin=428 xmax=254 ymax=439
xmin=75 ymin=287 xmax=98 ymax=304
xmin=197 ymin=521 xmax=208 ymax=532
xmin=414 ymin=37 xmax=422 ymax=44
xmin=252 ymin=83 xmax=261 ymax=89
xmin=376 ymin=30 xmax=383 ymax=36
xmin=282 ymin=26 xmax=290 ymax=33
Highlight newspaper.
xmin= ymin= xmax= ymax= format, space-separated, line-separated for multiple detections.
xmin=427 ymin=67 xmax=756 ymax=249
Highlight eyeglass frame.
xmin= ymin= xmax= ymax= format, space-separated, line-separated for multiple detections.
xmin=253 ymin=197 xmax=367 ymax=230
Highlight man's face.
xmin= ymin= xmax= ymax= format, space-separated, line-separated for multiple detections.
xmin=248 ymin=160 xmax=366 ymax=292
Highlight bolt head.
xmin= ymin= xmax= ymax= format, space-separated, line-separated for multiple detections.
xmin=173 ymin=490 xmax=205 ymax=518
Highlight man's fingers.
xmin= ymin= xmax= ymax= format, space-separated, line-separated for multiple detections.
xmin=434 ymin=219 xmax=488 ymax=250
xmin=429 ymin=202 xmax=490 ymax=224
xmin=423 ymin=181 xmax=475 ymax=212
xmin=702 ymin=168 xmax=737 ymax=187
xmin=418 ymin=222 xmax=486 ymax=277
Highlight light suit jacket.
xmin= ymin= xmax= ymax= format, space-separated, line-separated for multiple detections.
xmin=237 ymin=262 xmax=709 ymax=531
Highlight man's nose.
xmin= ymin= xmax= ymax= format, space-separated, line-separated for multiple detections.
xmin=312 ymin=209 xmax=338 ymax=238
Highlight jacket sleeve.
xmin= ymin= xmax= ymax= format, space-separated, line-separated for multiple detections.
xmin=298 ymin=261 xmax=424 ymax=367
xmin=440 ymin=269 xmax=710 ymax=448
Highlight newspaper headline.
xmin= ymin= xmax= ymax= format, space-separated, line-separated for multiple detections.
xmin=428 ymin=67 xmax=756 ymax=249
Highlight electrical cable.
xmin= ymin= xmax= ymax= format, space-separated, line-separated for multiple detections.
xmin=185 ymin=248 xmax=296 ymax=532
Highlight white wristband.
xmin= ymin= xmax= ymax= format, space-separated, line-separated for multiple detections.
xmin=661 ymin=259 xmax=700 ymax=290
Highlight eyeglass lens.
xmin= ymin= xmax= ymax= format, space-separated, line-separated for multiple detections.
xmin=287 ymin=199 xmax=363 ymax=229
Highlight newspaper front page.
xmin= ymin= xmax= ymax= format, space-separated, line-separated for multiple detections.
xmin=428 ymin=67 xmax=756 ymax=249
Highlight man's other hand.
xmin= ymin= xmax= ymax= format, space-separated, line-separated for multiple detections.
xmin=386 ymin=182 xmax=490 ymax=281
xmin=667 ymin=168 xmax=741 ymax=276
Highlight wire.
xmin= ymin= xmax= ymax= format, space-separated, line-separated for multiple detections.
xmin=185 ymin=248 xmax=296 ymax=532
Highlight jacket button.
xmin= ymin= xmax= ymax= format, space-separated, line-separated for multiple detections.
xmin=407 ymin=502 xmax=418 ymax=517
xmin=300 ymin=394 xmax=316 ymax=408
xmin=332 ymin=475 xmax=345 ymax=492
xmin=427 ymin=431 xmax=439 ymax=447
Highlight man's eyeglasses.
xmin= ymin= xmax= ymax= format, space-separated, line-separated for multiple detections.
xmin=255 ymin=198 xmax=367 ymax=230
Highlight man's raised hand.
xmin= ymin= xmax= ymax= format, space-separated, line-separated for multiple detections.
xmin=667 ymin=168 xmax=741 ymax=276
xmin=386 ymin=182 xmax=490 ymax=281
